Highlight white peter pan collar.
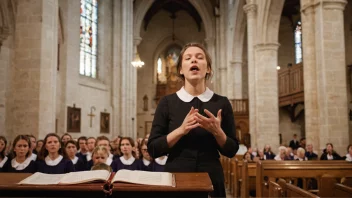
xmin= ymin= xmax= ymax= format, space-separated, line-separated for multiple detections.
xmin=105 ymin=157 xmax=113 ymax=166
xmin=120 ymin=156 xmax=135 ymax=165
xmin=143 ymin=158 xmax=151 ymax=166
xmin=30 ymin=153 xmax=37 ymax=161
xmin=176 ymin=87 xmax=214 ymax=102
xmin=0 ymin=156 xmax=8 ymax=168
xmin=71 ymin=156 xmax=79 ymax=165
xmin=45 ymin=155 xmax=63 ymax=166
xmin=155 ymin=156 xmax=168 ymax=165
xmin=11 ymin=157 xmax=32 ymax=170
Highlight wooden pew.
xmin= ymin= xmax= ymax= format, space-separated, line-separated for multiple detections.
xmin=240 ymin=160 xmax=256 ymax=198
xmin=256 ymin=161 xmax=352 ymax=197
xmin=268 ymin=180 xmax=283 ymax=197
xmin=333 ymin=183 xmax=352 ymax=197
xmin=277 ymin=178 xmax=319 ymax=197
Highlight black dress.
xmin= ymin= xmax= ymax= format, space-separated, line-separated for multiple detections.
xmin=37 ymin=155 xmax=75 ymax=174
xmin=0 ymin=156 xmax=10 ymax=172
xmin=4 ymin=158 xmax=37 ymax=173
xmin=147 ymin=89 xmax=239 ymax=197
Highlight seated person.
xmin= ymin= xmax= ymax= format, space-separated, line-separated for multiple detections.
xmin=0 ymin=136 xmax=10 ymax=172
xmin=91 ymin=162 xmax=112 ymax=172
xmin=296 ymin=147 xmax=307 ymax=161
xmin=87 ymin=146 xmax=112 ymax=170
xmin=344 ymin=144 xmax=352 ymax=162
xmin=111 ymin=137 xmax=141 ymax=172
xmin=320 ymin=143 xmax=342 ymax=160
xmin=4 ymin=135 xmax=36 ymax=173
xmin=274 ymin=146 xmax=288 ymax=161
xmin=36 ymin=133 xmax=75 ymax=174
xmin=139 ymin=139 xmax=154 ymax=171
xmin=305 ymin=144 xmax=318 ymax=160
xmin=153 ymin=155 xmax=168 ymax=172
xmin=64 ymin=140 xmax=86 ymax=171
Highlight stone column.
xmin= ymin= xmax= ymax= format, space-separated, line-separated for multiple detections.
xmin=254 ymin=43 xmax=280 ymax=151
xmin=232 ymin=60 xmax=243 ymax=99
xmin=311 ymin=0 xmax=348 ymax=154
xmin=6 ymin=0 xmax=58 ymax=140
xmin=133 ymin=36 xmax=142 ymax=139
xmin=204 ymin=37 xmax=216 ymax=91
xmin=112 ymin=0 xmax=122 ymax=137
xmin=300 ymin=0 xmax=320 ymax=153
xmin=243 ymin=0 xmax=257 ymax=147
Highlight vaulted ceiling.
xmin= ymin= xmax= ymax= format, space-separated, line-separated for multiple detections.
xmin=143 ymin=0 xmax=203 ymax=31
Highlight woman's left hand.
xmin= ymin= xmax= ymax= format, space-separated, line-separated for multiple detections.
xmin=195 ymin=109 xmax=224 ymax=136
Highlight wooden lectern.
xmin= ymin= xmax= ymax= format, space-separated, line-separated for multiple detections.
xmin=0 ymin=173 xmax=213 ymax=198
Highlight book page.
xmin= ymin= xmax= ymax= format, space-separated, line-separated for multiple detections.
xmin=112 ymin=170 xmax=174 ymax=187
xmin=18 ymin=172 xmax=66 ymax=185
xmin=59 ymin=170 xmax=111 ymax=185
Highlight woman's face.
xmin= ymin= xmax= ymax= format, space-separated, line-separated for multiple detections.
xmin=62 ymin=135 xmax=71 ymax=144
xmin=36 ymin=141 xmax=43 ymax=152
xmin=349 ymin=146 xmax=352 ymax=155
xmin=180 ymin=47 xmax=209 ymax=83
xmin=14 ymin=139 xmax=29 ymax=158
xmin=244 ymin=153 xmax=251 ymax=161
xmin=326 ymin=144 xmax=333 ymax=153
xmin=141 ymin=145 xmax=151 ymax=161
xmin=258 ymin=151 xmax=264 ymax=157
xmin=45 ymin=136 xmax=60 ymax=154
xmin=65 ymin=143 xmax=77 ymax=158
xmin=0 ymin=139 xmax=5 ymax=153
xmin=120 ymin=139 xmax=133 ymax=156
xmin=92 ymin=152 xmax=108 ymax=165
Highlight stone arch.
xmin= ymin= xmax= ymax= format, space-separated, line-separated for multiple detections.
xmin=133 ymin=0 xmax=215 ymax=41
xmin=232 ymin=0 xmax=247 ymax=61
xmin=256 ymin=0 xmax=285 ymax=44
xmin=152 ymin=36 xmax=184 ymax=84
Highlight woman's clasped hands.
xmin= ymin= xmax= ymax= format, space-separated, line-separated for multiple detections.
xmin=180 ymin=107 xmax=223 ymax=137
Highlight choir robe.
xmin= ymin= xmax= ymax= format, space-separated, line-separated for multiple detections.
xmin=112 ymin=156 xmax=141 ymax=172
xmin=37 ymin=155 xmax=75 ymax=174
xmin=139 ymin=159 xmax=153 ymax=171
xmin=76 ymin=152 xmax=88 ymax=166
xmin=0 ymin=156 xmax=10 ymax=172
xmin=4 ymin=158 xmax=37 ymax=173
xmin=147 ymin=88 xmax=239 ymax=198
xmin=71 ymin=156 xmax=86 ymax=172
xmin=152 ymin=156 xmax=167 ymax=172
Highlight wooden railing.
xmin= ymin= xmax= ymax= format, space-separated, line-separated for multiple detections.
xmin=278 ymin=63 xmax=304 ymax=107
xmin=230 ymin=99 xmax=249 ymax=115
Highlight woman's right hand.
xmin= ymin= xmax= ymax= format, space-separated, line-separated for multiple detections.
xmin=179 ymin=107 xmax=200 ymax=135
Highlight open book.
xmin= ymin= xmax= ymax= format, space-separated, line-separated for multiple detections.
xmin=18 ymin=170 xmax=175 ymax=187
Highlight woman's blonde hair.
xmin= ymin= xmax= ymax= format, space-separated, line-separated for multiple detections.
xmin=92 ymin=146 xmax=109 ymax=158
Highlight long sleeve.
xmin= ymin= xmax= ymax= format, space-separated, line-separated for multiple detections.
xmin=147 ymin=97 xmax=171 ymax=159
xmin=217 ymin=97 xmax=239 ymax=158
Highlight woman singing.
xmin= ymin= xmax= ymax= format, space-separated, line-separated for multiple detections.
xmin=148 ymin=43 xmax=239 ymax=197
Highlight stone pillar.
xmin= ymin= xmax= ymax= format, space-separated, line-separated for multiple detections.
xmin=300 ymin=0 xmax=320 ymax=153
xmin=219 ymin=1 xmax=228 ymax=96
xmin=254 ymin=43 xmax=280 ymax=151
xmin=232 ymin=60 xmax=243 ymax=99
xmin=133 ymin=36 xmax=142 ymax=139
xmin=6 ymin=0 xmax=58 ymax=140
xmin=302 ymin=0 xmax=349 ymax=154
xmin=243 ymin=0 xmax=258 ymax=147
xmin=204 ymin=37 xmax=216 ymax=91
xmin=120 ymin=0 xmax=134 ymax=137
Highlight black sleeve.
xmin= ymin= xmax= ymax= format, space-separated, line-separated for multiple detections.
xmin=65 ymin=160 xmax=75 ymax=173
xmin=147 ymin=97 xmax=171 ymax=159
xmin=217 ymin=97 xmax=239 ymax=158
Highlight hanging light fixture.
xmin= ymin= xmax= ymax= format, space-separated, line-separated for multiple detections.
xmin=131 ymin=53 xmax=144 ymax=68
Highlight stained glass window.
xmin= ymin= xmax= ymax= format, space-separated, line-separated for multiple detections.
xmin=295 ymin=21 xmax=302 ymax=64
xmin=80 ymin=0 xmax=98 ymax=78
xmin=157 ymin=58 xmax=162 ymax=74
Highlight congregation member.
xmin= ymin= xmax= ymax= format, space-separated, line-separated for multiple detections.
xmin=320 ymin=143 xmax=342 ymax=160
xmin=263 ymin=144 xmax=275 ymax=160
xmin=4 ymin=135 xmax=36 ymax=173
xmin=296 ymin=147 xmax=308 ymax=161
xmin=344 ymin=144 xmax=352 ymax=162
xmin=37 ymin=133 xmax=75 ymax=174
xmin=305 ymin=144 xmax=318 ymax=160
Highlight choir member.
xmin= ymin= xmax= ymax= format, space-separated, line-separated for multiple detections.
xmin=76 ymin=136 xmax=88 ymax=164
xmin=37 ymin=133 xmax=75 ymax=174
xmin=86 ymin=137 xmax=96 ymax=161
xmin=0 ymin=136 xmax=9 ymax=172
xmin=60 ymin=133 xmax=72 ymax=147
xmin=27 ymin=135 xmax=37 ymax=160
xmin=139 ymin=138 xmax=153 ymax=171
xmin=64 ymin=140 xmax=85 ymax=171
xmin=87 ymin=146 xmax=111 ymax=170
xmin=112 ymin=137 xmax=141 ymax=172
xmin=153 ymin=155 xmax=167 ymax=172
xmin=35 ymin=140 xmax=44 ymax=154
xmin=4 ymin=135 xmax=36 ymax=173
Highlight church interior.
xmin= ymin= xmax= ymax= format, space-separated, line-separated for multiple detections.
xmin=0 ymin=0 xmax=352 ymax=197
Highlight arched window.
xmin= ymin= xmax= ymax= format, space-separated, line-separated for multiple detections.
xmin=157 ymin=58 xmax=162 ymax=74
xmin=295 ymin=21 xmax=302 ymax=64
xmin=80 ymin=0 xmax=98 ymax=78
